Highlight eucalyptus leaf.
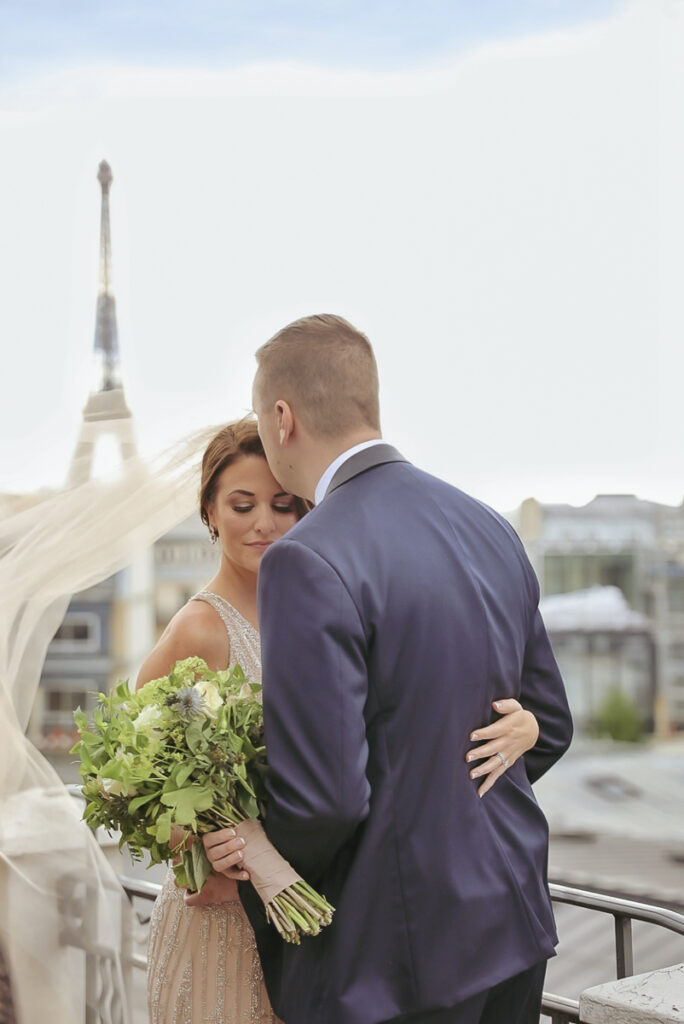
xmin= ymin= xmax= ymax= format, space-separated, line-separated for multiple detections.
xmin=155 ymin=809 xmax=173 ymax=845
xmin=191 ymin=842 xmax=212 ymax=893
xmin=173 ymin=861 xmax=190 ymax=890
xmin=175 ymin=762 xmax=196 ymax=788
xmin=180 ymin=850 xmax=197 ymax=892
xmin=160 ymin=785 xmax=213 ymax=826
xmin=127 ymin=791 xmax=156 ymax=813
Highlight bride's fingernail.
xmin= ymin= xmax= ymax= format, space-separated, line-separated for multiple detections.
xmin=493 ymin=702 xmax=502 ymax=710
xmin=470 ymin=732 xmax=479 ymax=741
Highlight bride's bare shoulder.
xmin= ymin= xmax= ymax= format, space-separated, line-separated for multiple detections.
xmin=136 ymin=599 xmax=230 ymax=689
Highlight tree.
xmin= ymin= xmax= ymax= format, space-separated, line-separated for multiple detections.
xmin=591 ymin=689 xmax=644 ymax=743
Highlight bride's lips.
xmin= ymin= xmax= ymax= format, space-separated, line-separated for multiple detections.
xmin=247 ymin=541 xmax=273 ymax=550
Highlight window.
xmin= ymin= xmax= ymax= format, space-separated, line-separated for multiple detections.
xmin=668 ymin=576 xmax=684 ymax=614
xmin=50 ymin=612 xmax=101 ymax=653
xmin=39 ymin=681 xmax=102 ymax=752
xmin=543 ymin=553 xmax=636 ymax=603
xmin=47 ymin=690 xmax=88 ymax=712
xmin=54 ymin=622 xmax=90 ymax=642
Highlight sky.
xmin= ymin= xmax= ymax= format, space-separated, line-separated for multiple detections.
xmin=1 ymin=0 xmax=682 ymax=512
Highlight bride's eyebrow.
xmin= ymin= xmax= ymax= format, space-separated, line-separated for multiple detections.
xmin=227 ymin=490 xmax=292 ymax=498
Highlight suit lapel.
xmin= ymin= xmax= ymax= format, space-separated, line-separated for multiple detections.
xmin=325 ymin=444 xmax=408 ymax=499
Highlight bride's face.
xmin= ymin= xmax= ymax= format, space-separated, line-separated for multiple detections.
xmin=208 ymin=454 xmax=298 ymax=574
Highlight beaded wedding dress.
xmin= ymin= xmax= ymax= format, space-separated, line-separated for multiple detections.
xmin=147 ymin=591 xmax=279 ymax=1024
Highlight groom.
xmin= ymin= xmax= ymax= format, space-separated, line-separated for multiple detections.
xmin=207 ymin=314 xmax=572 ymax=1023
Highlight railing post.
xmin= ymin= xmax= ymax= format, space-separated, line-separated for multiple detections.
xmin=614 ymin=914 xmax=634 ymax=979
xmin=542 ymin=990 xmax=581 ymax=1022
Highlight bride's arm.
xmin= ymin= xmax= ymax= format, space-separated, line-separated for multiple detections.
xmin=135 ymin=601 xmax=229 ymax=689
xmin=465 ymin=699 xmax=539 ymax=797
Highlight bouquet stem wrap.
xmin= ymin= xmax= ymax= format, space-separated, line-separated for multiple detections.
xmin=193 ymin=819 xmax=334 ymax=944
xmin=235 ymin=819 xmax=300 ymax=904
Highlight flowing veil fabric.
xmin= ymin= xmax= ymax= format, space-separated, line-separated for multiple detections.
xmin=0 ymin=424 xmax=219 ymax=1024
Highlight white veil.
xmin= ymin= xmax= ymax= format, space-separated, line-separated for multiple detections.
xmin=0 ymin=424 xmax=218 ymax=1023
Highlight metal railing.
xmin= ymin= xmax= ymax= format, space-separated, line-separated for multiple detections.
xmin=114 ymin=875 xmax=684 ymax=1024
xmin=66 ymin=784 xmax=684 ymax=1021
xmin=541 ymin=882 xmax=684 ymax=1023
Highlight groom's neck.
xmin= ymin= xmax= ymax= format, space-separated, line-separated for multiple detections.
xmin=300 ymin=429 xmax=383 ymax=502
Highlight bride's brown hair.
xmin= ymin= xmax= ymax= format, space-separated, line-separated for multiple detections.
xmin=199 ymin=418 xmax=309 ymax=532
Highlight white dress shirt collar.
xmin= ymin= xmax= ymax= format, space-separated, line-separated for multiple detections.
xmin=314 ymin=439 xmax=385 ymax=506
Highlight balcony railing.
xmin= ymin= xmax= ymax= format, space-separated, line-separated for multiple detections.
xmin=59 ymin=870 xmax=684 ymax=1023
xmin=543 ymin=882 xmax=684 ymax=1023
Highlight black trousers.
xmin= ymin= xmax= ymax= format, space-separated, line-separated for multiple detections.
xmin=381 ymin=960 xmax=547 ymax=1024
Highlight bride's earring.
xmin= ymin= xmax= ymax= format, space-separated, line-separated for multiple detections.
xmin=209 ymin=525 xmax=219 ymax=544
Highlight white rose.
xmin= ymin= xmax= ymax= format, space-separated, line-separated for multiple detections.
xmin=98 ymin=776 xmax=137 ymax=798
xmin=193 ymin=680 xmax=223 ymax=719
xmin=225 ymin=682 xmax=256 ymax=706
xmin=133 ymin=704 xmax=163 ymax=733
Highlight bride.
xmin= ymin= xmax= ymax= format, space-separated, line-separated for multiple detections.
xmin=138 ymin=417 xmax=541 ymax=1024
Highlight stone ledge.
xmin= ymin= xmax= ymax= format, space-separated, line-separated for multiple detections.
xmin=580 ymin=963 xmax=684 ymax=1023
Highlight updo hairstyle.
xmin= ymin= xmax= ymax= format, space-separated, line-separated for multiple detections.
xmin=199 ymin=418 xmax=309 ymax=533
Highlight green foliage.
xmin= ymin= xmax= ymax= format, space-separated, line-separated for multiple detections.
xmin=71 ymin=657 xmax=268 ymax=885
xmin=590 ymin=688 xmax=645 ymax=744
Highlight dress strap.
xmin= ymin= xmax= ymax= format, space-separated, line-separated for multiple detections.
xmin=190 ymin=591 xmax=262 ymax=683
xmin=190 ymin=590 xmax=236 ymax=639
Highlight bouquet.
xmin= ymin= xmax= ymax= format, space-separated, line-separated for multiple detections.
xmin=72 ymin=656 xmax=334 ymax=943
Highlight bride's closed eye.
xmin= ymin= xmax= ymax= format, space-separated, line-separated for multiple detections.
xmin=232 ymin=502 xmax=295 ymax=515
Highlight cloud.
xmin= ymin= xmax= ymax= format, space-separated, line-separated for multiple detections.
xmin=0 ymin=0 xmax=623 ymax=85
xmin=0 ymin=0 xmax=680 ymax=511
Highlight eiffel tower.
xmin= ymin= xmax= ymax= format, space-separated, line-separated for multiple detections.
xmin=68 ymin=160 xmax=137 ymax=486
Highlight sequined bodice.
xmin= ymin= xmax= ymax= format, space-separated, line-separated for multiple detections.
xmin=190 ymin=590 xmax=262 ymax=684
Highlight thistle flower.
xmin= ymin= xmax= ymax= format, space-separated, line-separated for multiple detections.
xmin=168 ymin=686 xmax=207 ymax=720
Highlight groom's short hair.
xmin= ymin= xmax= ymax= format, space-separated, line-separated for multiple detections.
xmin=255 ymin=314 xmax=381 ymax=438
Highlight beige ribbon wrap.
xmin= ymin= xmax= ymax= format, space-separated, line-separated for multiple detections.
xmin=235 ymin=819 xmax=302 ymax=905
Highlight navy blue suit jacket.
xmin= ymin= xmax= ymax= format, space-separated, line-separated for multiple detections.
xmin=240 ymin=449 xmax=572 ymax=1024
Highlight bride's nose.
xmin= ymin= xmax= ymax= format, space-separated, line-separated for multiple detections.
xmin=253 ymin=504 xmax=277 ymax=535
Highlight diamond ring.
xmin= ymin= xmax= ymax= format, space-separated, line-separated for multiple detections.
xmin=495 ymin=752 xmax=509 ymax=769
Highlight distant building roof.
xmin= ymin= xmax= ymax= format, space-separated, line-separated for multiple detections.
xmin=540 ymin=586 xmax=650 ymax=632
xmin=535 ymin=743 xmax=684 ymax=847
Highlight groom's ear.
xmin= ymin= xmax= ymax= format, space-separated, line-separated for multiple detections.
xmin=275 ymin=400 xmax=295 ymax=447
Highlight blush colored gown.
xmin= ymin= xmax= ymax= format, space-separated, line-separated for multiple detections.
xmin=146 ymin=591 xmax=279 ymax=1024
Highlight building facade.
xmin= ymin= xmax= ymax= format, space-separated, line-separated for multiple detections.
xmin=539 ymin=586 xmax=655 ymax=734
xmin=512 ymin=494 xmax=684 ymax=732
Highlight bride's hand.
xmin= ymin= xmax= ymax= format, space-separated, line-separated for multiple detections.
xmin=183 ymin=872 xmax=241 ymax=907
xmin=465 ymin=699 xmax=539 ymax=798
xmin=203 ymin=828 xmax=251 ymax=882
